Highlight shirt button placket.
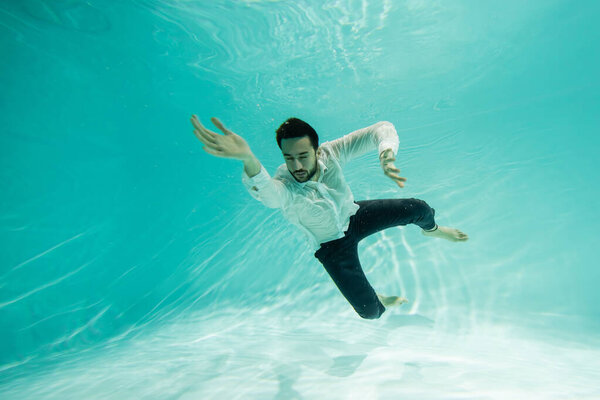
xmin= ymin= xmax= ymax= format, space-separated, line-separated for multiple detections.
xmin=316 ymin=184 xmax=340 ymax=229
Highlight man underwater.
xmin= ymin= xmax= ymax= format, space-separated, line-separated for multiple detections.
xmin=191 ymin=115 xmax=468 ymax=319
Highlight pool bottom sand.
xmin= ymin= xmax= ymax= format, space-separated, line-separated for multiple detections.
xmin=1 ymin=304 xmax=599 ymax=400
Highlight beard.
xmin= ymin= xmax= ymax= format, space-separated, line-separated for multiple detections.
xmin=291 ymin=163 xmax=317 ymax=182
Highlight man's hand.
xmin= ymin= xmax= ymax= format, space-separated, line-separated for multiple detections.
xmin=190 ymin=115 xmax=252 ymax=161
xmin=380 ymin=149 xmax=407 ymax=188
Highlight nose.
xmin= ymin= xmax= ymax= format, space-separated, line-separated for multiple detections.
xmin=293 ymin=159 xmax=303 ymax=170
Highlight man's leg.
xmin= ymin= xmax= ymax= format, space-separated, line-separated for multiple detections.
xmin=314 ymin=239 xmax=386 ymax=320
xmin=350 ymin=198 xmax=468 ymax=242
xmin=314 ymin=198 xmax=435 ymax=320
xmin=351 ymin=198 xmax=438 ymax=241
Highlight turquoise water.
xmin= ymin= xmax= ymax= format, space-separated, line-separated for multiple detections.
xmin=1 ymin=0 xmax=599 ymax=398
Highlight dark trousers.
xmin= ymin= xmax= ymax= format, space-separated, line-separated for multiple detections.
xmin=314 ymin=198 xmax=436 ymax=320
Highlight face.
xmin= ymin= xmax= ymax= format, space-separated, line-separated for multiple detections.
xmin=281 ymin=136 xmax=318 ymax=183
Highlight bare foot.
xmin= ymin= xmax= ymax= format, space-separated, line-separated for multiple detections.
xmin=377 ymin=294 xmax=409 ymax=307
xmin=422 ymin=225 xmax=469 ymax=242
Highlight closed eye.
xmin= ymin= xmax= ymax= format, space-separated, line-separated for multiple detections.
xmin=286 ymin=157 xmax=307 ymax=160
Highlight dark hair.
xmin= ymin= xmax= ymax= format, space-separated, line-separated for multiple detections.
xmin=276 ymin=118 xmax=319 ymax=151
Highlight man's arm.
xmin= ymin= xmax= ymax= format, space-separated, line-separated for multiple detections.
xmin=323 ymin=121 xmax=406 ymax=188
xmin=323 ymin=121 xmax=399 ymax=166
xmin=190 ymin=115 xmax=290 ymax=208
xmin=241 ymin=155 xmax=291 ymax=209
xmin=242 ymin=152 xmax=261 ymax=178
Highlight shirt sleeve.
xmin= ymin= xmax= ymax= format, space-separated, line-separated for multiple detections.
xmin=241 ymin=164 xmax=291 ymax=209
xmin=322 ymin=121 xmax=400 ymax=166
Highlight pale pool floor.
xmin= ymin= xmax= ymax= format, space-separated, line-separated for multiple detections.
xmin=1 ymin=303 xmax=599 ymax=400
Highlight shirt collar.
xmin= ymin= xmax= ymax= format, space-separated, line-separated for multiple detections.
xmin=317 ymin=159 xmax=327 ymax=182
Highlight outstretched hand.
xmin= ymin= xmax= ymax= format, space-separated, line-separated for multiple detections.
xmin=190 ymin=115 xmax=252 ymax=160
xmin=380 ymin=149 xmax=407 ymax=188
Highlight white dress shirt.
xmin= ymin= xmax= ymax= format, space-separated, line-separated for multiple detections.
xmin=241 ymin=121 xmax=400 ymax=252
